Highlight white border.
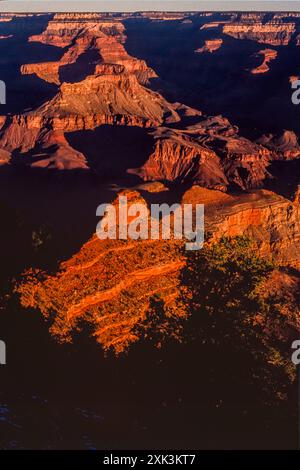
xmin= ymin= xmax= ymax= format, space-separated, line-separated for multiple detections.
xmin=0 ymin=1 xmax=300 ymax=14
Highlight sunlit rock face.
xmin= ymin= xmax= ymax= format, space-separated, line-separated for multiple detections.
xmin=21 ymin=13 xmax=157 ymax=85
xmin=17 ymin=185 xmax=300 ymax=353
xmin=223 ymin=21 xmax=296 ymax=46
xmin=1 ymin=11 xmax=300 ymax=187
xmin=251 ymin=49 xmax=277 ymax=74
xmin=0 ymin=10 xmax=299 ymax=453
xmin=195 ymin=38 xmax=223 ymax=53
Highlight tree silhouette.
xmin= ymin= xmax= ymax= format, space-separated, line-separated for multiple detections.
xmin=179 ymin=236 xmax=297 ymax=399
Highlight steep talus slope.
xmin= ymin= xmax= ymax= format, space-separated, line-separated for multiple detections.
xmin=1 ymin=12 xmax=300 ymax=449
xmin=2 ymin=12 xmax=300 ymax=187
xmin=129 ymin=120 xmax=299 ymax=191
xmin=216 ymin=134 xmax=272 ymax=190
xmin=0 ymin=74 xmax=298 ymax=184
xmin=17 ymin=191 xmax=185 ymax=353
xmin=0 ymin=118 xmax=88 ymax=169
xmin=17 ymin=186 xmax=300 ymax=353
xmin=128 ymin=125 xmax=229 ymax=190
xmin=0 ymin=72 xmax=180 ymax=169
xmin=36 ymin=73 xmax=179 ymax=130
xmin=257 ymin=130 xmax=300 ymax=159
xmin=0 ymin=14 xmax=180 ymax=169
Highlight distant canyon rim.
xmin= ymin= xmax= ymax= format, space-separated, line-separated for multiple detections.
xmin=0 ymin=10 xmax=299 ymax=350
xmin=0 ymin=10 xmax=299 ymax=451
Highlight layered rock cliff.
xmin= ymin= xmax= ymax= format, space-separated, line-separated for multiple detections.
xmin=1 ymin=12 xmax=300 ymax=189
xmin=251 ymin=49 xmax=278 ymax=74
xmin=36 ymin=73 xmax=179 ymax=130
xmin=17 ymin=191 xmax=185 ymax=353
xmin=16 ymin=186 xmax=300 ymax=353
xmin=257 ymin=131 xmax=300 ymax=160
xmin=181 ymin=185 xmax=300 ymax=269
xmin=195 ymin=39 xmax=223 ymax=54
xmin=0 ymin=71 xmax=180 ymax=169
xmin=129 ymin=119 xmax=276 ymax=191
xmin=21 ymin=14 xmax=157 ymax=85
xmin=223 ymin=21 xmax=296 ymax=46
xmin=128 ymin=126 xmax=228 ymax=189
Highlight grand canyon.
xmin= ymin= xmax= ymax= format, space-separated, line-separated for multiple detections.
xmin=0 ymin=10 xmax=299 ymax=450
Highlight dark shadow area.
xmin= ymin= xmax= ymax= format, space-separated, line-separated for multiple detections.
xmin=0 ymin=14 xmax=61 ymax=114
xmin=66 ymin=125 xmax=155 ymax=179
xmin=59 ymin=49 xmax=100 ymax=84
xmin=0 ymin=269 xmax=297 ymax=450
xmin=124 ymin=16 xmax=300 ymax=137
xmin=0 ymin=161 xmax=298 ymax=449
xmin=266 ymin=159 xmax=300 ymax=199
xmin=0 ymin=166 xmax=115 ymax=272
xmin=0 ymin=12 xmax=299 ymax=451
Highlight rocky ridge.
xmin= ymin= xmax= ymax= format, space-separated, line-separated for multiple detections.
xmin=251 ymin=49 xmax=278 ymax=74
xmin=17 ymin=185 xmax=300 ymax=353
xmin=1 ymin=13 xmax=300 ymax=189
xmin=3 ymin=12 xmax=299 ymax=355
xmin=21 ymin=14 xmax=156 ymax=85
xmin=223 ymin=21 xmax=296 ymax=46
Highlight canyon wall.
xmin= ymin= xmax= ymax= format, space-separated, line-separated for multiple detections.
xmin=17 ymin=185 xmax=300 ymax=353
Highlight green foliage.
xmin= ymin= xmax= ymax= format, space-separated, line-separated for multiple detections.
xmin=133 ymin=294 xmax=186 ymax=349
xmin=183 ymin=235 xmax=274 ymax=320
xmin=32 ymin=224 xmax=52 ymax=251
xmin=180 ymin=236 xmax=296 ymax=399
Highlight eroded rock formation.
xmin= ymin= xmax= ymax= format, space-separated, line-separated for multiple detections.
xmin=195 ymin=39 xmax=223 ymax=53
xmin=21 ymin=14 xmax=157 ymax=85
xmin=17 ymin=185 xmax=300 ymax=353
xmin=0 ymin=72 xmax=180 ymax=169
xmin=223 ymin=21 xmax=296 ymax=45
xmin=251 ymin=49 xmax=277 ymax=74
xmin=1 ymin=12 xmax=300 ymax=188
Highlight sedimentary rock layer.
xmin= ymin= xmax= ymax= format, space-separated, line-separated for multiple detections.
xmin=17 ymin=186 xmax=300 ymax=353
